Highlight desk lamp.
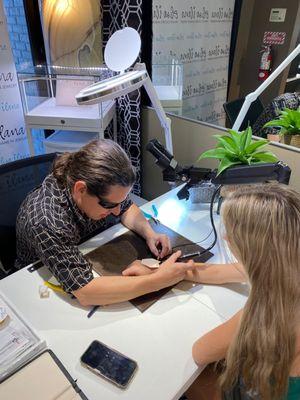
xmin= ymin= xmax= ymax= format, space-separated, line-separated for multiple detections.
xmin=76 ymin=27 xmax=173 ymax=153
xmin=233 ymin=43 xmax=300 ymax=131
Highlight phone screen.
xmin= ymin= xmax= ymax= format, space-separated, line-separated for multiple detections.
xmin=81 ymin=340 xmax=137 ymax=388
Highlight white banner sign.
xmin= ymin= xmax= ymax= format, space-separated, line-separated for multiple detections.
xmin=0 ymin=1 xmax=29 ymax=165
xmin=153 ymin=0 xmax=235 ymax=125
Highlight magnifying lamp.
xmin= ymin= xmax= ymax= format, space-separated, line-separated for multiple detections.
xmin=76 ymin=27 xmax=173 ymax=153
xmin=233 ymin=43 xmax=300 ymax=132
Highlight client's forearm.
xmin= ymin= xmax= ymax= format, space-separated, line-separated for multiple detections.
xmin=73 ymin=274 xmax=163 ymax=306
xmin=185 ymin=262 xmax=246 ymax=284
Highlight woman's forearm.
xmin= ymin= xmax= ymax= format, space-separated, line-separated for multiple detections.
xmin=192 ymin=310 xmax=243 ymax=365
xmin=73 ymin=273 xmax=164 ymax=306
xmin=185 ymin=262 xmax=246 ymax=284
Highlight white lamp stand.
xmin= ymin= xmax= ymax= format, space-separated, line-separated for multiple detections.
xmin=76 ymin=27 xmax=173 ymax=153
xmin=233 ymin=43 xmax=300 ymax=132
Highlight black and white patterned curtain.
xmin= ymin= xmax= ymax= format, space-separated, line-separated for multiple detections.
xmin=102 ymin=0 xmax=143 ymax=195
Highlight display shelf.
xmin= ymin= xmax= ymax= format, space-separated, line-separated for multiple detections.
xmin=152 ymin=62 xmax=183 ymax=114
xmin=18 ymin=69 xmax=117 ymax=155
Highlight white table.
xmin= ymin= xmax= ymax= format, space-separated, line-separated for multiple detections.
xmin=0 ymin=186 xmax=248 ymax=400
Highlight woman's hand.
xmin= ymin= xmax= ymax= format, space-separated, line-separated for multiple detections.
xmin=122 ymin=260 xmax=154 ymax=276
xmin=155 ymin=251 xmax=195 ymax=286
xmin=146 ymin=232 xmax=172 ymax=259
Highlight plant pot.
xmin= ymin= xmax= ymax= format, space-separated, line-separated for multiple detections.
xmin=290 ymin=135 xmax=300 ymax=148
xmin=282 ymin=134 xmax=292 ymax=145
xmin=267 ymin=133 xmax=280 ymax=142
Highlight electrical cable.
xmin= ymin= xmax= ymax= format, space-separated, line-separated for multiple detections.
xmin=173 ymin=185 xmax=221 ymax=259
xmin=200 ymin=184 xmax=221 ymax=255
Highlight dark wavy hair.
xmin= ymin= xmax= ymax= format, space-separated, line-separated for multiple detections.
xmin=52 ymin=139 xmax=136 ymax=196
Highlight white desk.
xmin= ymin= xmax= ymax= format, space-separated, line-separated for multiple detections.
xmin=0 ymin=186 xmax=248 ymax=400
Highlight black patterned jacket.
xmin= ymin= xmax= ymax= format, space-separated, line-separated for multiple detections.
xmin=15 ymin=174 xmax=132 ymax=292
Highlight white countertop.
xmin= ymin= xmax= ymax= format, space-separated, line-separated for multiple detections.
xmin=0 ymin=185 xmax=248 ymax=399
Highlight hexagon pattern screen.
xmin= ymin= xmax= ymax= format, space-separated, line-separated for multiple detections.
xmin=103 ymin=0 xmax=143 ymax=195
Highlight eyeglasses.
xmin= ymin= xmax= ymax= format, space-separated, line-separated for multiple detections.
xmin=88 ymin=187 xmax=129 ymax=209
xmin=97 ymin=196 xmax=124 ymax=209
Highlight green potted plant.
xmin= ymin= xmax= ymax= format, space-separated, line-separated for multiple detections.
xmin=263 ymin=107 xmax=300 ymax=147
xmin=198 ymin=126 xmax=278 ymax=176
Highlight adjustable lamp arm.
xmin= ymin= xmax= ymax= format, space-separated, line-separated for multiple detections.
xmin=76 ymin=28 xmax=174 ymax=153
xmin=134 ymin=63 xmax=173 ymax=153
xmin=233 ymin=43 xmax=300 ymax=131
xmin=76 ymin=66 xmax=174 ymax=153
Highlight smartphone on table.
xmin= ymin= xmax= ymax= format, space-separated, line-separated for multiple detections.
xmin=80 ymin=340 xmax=138 ymax=389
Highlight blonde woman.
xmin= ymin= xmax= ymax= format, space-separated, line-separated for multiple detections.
xmin=187 ymin=184 xmax=300 ymax=400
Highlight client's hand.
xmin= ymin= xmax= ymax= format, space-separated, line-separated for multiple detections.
xmin=122 ymin=260 xmax=154 ymax=276
xmin=155 ymin=251 xmax=195 ymax=287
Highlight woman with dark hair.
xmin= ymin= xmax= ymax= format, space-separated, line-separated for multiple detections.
xmin=15 ymin=139 xmax=194 ymax=306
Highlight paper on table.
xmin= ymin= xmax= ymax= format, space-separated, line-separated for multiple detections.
xmin=0 ymin=325 xmax=29 ymax=364
xmin=0 ymin=292 xmax=46 ymax=382
xmin=141 ymin=258 xmax=160 ymax=268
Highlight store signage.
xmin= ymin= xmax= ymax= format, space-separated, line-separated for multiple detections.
xmin=152 ymin=1 xmax=234 ymax=125
xmin=263 ymin=31 xmax=286 ymax=45
xmin=0 ymin=2 xmax=29 ymax=164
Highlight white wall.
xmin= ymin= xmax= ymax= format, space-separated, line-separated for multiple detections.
xmin=152 ymin=0 xmax=234 ymax=125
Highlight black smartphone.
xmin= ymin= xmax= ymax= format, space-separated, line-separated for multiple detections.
xmin=80 ymin=340 xmax=138 ymax=389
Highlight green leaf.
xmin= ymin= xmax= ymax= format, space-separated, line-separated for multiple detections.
xmin=217 ymin=157 xmax=241 ymax=176
xmin=228 ymin=129 xmax=241 ymax=149
xmin=239 ymin=128 xmax=250 ymax=152
xmin=245 ymin=139 xmax=268 ymax=154
xmin=264 ymin=120 xmax=290 ymax=128
xmin=293 ymin=110 xmax=300 ymax=128
xmin=213 ymin=135 xmax=238 ymax=153
xmin=198 ymin=148 xmax=227 ymax=161
xmin=263 ymin=107 xmax=300 ymax=134
xmin=251 ymin=151 xmax=278 ymax=163
xmin=244 ymin=126 xmax=252 ymax=149
xmin=280 ymin=127 xmax=287 ymax=135
xmin=236 ymin=154 xmax=250 ymax=164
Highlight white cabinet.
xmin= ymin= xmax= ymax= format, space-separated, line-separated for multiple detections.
xmin=18 ymin=72 xmax=117 ymax=155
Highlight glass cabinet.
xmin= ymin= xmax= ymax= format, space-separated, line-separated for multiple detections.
xmin=18 ymin=66 xmax=117 ymax=155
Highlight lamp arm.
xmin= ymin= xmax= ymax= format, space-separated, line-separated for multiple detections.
xmin=232 ymin=43 xmax=300 ymax=131
xmin=143 ymin=76 xmax=173 ymax=153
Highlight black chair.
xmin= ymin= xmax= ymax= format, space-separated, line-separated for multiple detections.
xmin=0 ymin=153 xmax=57 ymax=278
xmin=223 ymin=97 xmax=264 ymax=131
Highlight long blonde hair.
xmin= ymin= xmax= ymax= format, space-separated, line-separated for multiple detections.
xmin=220 ymin=183 xmax=300 ymax=400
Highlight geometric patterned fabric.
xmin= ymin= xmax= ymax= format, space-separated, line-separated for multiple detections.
xmin=102 ymin=0 xmax=143 ymax=194
xmin=15 ymin=173 xmax=132 ymax=292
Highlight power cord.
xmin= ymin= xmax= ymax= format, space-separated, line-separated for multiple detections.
xmin=173 ymin=185 xmax=222 ymax=259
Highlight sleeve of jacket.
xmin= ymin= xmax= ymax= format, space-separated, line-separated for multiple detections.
xmin=31 ymin=223 xmax=94 ymax=293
